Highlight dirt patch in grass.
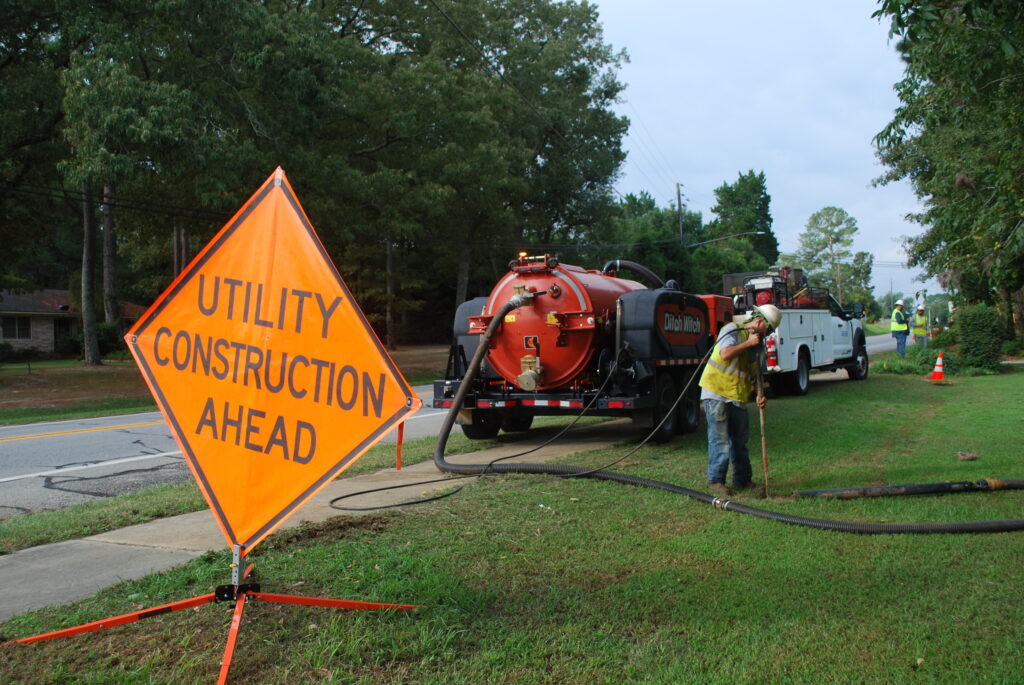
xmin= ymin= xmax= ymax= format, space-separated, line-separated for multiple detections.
xmin=0 ymin=363 xmax=152 ymax=411
xmin=262 ymin=515 xmax=393 ymax=550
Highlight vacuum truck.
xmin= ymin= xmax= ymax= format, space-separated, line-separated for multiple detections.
xmin=432 ymin=253 xmax=734 ymax=443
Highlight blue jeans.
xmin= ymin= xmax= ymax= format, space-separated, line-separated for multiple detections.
xmin=893 ymin=331 xmax=908 ymax=357
xmin=704 ymin=399 xmax=752 ymax=487
xmin=914 ymin=335 xmax=929 ymax=349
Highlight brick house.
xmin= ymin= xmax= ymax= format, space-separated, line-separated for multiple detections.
xmin=0 ymin=290 xmax=146 ymax=354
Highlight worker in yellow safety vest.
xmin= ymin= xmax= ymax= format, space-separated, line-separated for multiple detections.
xmin=912 ymin=304 xmax=929 ymax=348
xmin=699 ymin=304 xmax=782 ymax=497
xmin=890 ymin=299 xmax=910 ymax=357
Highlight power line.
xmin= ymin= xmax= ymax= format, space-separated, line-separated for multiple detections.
xmin=2 ymin=182 xmax=228 ymax=225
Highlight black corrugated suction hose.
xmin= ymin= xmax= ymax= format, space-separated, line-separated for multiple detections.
xmin=433 ymin=294 xmax=1024 ymax=534
xmin=794 ymin=479 xmax=1024 ymax=499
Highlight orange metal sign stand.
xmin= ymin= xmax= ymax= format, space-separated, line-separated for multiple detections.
xmin=16 ymin=552 xmax=421 ymax=684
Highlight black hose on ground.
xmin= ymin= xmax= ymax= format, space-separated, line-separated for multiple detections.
xmin=433 ymin=294 xmax=1024 ymax=535
xmin=794 ymin=478 xmax=1024 ymax=499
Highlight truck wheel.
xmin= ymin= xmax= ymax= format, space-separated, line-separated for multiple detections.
xmin=460 ymin=410 xmax=501 ymax=440
xmin=847 ymin=343 xmax=869 ymax=381
xmin=676 ymin=372 xmax=701 ymax=434
xmin=651 ymin=373 xmax=678 ymax=443
xmin=791 ymin=350 xmax=811 ymax=395
xmin=501 ymin=415 xmax=534 ymax=432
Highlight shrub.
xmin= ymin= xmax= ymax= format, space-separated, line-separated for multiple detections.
xmin=931 ymin=328 xmax=954 ymax=349
xmin=953 ymin=305 xmax=1005 ymax=371
xmin=55 ymin=334 xmax=81 ymax=357
xmin=875 ymin=345 xmax=960 ymax=376
xmin=1002 ymin=339 xmax=1023 ymax=357
xmin=96 ymin=322 xmax=126 ymax=357
xmin=59 ymin=323 xmax=129 ymax=359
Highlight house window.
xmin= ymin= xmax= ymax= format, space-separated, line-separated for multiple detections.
xmin=2 ymin=316 xmax=31 ymax=339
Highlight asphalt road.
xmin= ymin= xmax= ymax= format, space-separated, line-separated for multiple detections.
xmin=866 ymin=332 xmax=897 ymax=355
xmin=0 ymin=384 xmax=446 ymax=519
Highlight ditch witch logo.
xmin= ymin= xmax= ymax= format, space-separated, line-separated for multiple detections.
xmin=663 ymin=311 xmax=701 ymax=334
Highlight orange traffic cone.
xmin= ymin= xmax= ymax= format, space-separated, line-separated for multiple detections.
xmin=930 ymin=353 xmax=945 ymax=382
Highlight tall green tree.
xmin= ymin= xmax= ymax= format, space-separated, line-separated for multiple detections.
xmin=781 ymin=206 xmax=877 ymax=311
xmin=705 ymin=170 xmax=779 ymax=265
xmin=785 ymin=206 xmax=865 ymax=304
xmin=874 ymin=0 xmax=1024 ymax=336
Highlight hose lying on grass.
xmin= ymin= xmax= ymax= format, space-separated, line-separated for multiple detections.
xmin=432 ymin=295 xmax=1024 ymax=535
xmin=793 ymin=478 xmax=1024 ymax=499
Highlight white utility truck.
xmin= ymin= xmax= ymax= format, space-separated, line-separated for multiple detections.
xmin=724 ymin=268 xmax=869 ymax=395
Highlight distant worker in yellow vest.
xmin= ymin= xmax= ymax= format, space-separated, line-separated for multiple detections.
xmin=912 ymin=304 xmax=929 ymax=348
xmin=699 ymin=304 xmax=781 ymax=497
xmin=890 ymin=299 xmax=910 ymax=357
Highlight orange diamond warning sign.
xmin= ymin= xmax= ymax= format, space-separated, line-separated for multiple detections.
xmin=125 ymin=169 xmax=420 ymax=554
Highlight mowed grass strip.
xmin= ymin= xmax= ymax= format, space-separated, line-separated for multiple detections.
xmin=1 ymin=367 xmax=1022 ymax=682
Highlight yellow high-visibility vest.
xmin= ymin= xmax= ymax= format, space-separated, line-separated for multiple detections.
xmin=890 ymin=308 xmax=909 ymax=333
xmin=699 ymin=324 xmax=758 ymax=403
xmin=911 ymin=313 xmax=928 ymax=335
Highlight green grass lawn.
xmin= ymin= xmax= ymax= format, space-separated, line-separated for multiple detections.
xmin=2 ymin=367 xmax=1022 ymax=682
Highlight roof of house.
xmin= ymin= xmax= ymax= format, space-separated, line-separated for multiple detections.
xmin=0 ymin=290 xmax=147 ymax=319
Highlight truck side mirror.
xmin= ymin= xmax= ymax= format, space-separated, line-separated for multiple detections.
xmin=852 ymin=303 xmax=864 ymax=318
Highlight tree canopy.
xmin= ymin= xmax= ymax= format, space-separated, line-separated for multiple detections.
xmin=873 ymin=0 xmax=1024 ymax=335
xmin=1 ymin=0 xmax=631 ymax=343
xmin=704 ymin=170 xmax=779 ymax=266
xmin=781 ymin=206 xmax=878 ymax=314
xmin=2 ymin=1 xmax=794 ymax=347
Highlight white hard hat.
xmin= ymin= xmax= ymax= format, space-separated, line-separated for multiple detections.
xmin=752 ymin=304 xmax=782 ymax=331
xmin=895 ymin=299 xmax=904 ymax=306
xmin=917 ymin=304 xmax=925 ymax=310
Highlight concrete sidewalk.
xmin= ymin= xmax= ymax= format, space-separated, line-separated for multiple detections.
xmin=0 ymin=421 xmax=628 ymax=623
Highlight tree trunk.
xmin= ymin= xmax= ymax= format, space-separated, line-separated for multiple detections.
xmin=385 ymin=235 xmax=395 ymax=350
xmin=81 ymin=184 xmax=101 ymax=365
xmin=455 ymin=241 xmax=471 ymax=310
xmin=102 ymin=181 xmax=118 ymax=325
xmin=1012 ymin=286 xmax=1024 ymax=339
xmin=173 ymin=222 xmax=190 ymax=275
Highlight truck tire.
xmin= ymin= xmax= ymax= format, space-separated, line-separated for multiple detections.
xmin=676 ymin=371 xmax=701 ymax=434
xmin=846 ymin=342 xmax=869 ymax=381
xmin=460 ymin=409 xmax=501 ymax=440
xmin=651 ymin=373 xmax=678 ymax=443
xmin=501 ymin=415 xmax=534 ymax=432
xmin=779 ymin=349 xmax=811 ymax=396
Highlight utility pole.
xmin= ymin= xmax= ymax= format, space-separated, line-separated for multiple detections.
xmin=676 ymin=183 xmax=684 ymax=242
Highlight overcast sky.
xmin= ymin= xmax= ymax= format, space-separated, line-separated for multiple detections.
xmin=590 ymin=0 xmax=937 ymax=301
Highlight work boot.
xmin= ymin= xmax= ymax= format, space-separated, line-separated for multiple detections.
xmin=734 ymin=481 xmax=765 ymax=497
xmin=708 ymin=482 xmax=732 ymax=497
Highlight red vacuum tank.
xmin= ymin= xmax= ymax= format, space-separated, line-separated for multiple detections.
xmin=468 ymin=254 xmax=645 ymax=391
